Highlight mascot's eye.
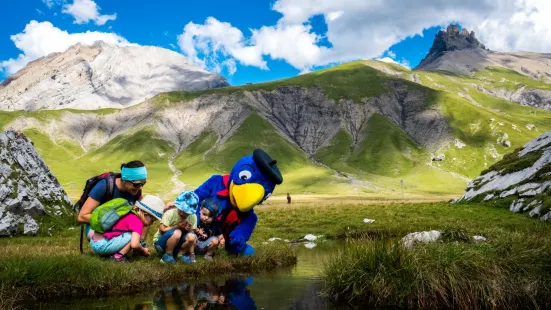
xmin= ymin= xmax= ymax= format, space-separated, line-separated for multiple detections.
xmin=239 ymin=170 xmax=252 ymax=180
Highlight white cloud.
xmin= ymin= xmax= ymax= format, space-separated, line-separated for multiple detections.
xmin=224 ymin=59 xmax=237 ymax=75
xmin=326 ymin=11 xmax=343 ymax=22
xmin=178 ymin=0 xmax=551 ymax=74
xmin=36 ymin=8 xmax=45 ymax=15
xmin=375 ymin=57 xmax=410 ymax=69
xmin=0 ymin=20 xmax=133 ymax=75
xmin=251 ymin=23 xmax=328 ymax=70
xmin=42 ymin=0 xmax=54 ymax=8
xmin=178 ymin=17 xmax=266 ymax=74
xmin=42 ymin=0 xmax=65 ymax=8
xmin=62 ymin=0 xmax=116 ymax=25
xmin=386 ymin=50 xmax=396 ymax=59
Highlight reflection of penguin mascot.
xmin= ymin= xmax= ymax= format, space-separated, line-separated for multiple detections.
xmin=194 ymin=149 xmax=283 ymax=256
xmin=226 ymin=277 xmax=256 ymax=310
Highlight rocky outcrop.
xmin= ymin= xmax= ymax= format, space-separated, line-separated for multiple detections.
xmin=487 ymin=52 xmax=551 ymax=85
xmin=7 ymin=83 xmax=452 ymax=157
xmin=471 ymin=84 xmax=551 ymax=111
xmin=415 ymin=24 xmax=551 ymax=76
xmin=0 ymin=130 xmax=71 ymax=236
xmin=247 ymin=83 xmax=451 ymax=154
xmin=457 ymin=130 xmax=551 ymax=221
xmin=0 ymin=41 xmax=229 ymax=111
xmin=416 ymin=25 xmax=487 ymax=70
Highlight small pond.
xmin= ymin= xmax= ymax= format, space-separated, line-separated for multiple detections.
xmin=36 ymin=242 xmax=353 ymax=309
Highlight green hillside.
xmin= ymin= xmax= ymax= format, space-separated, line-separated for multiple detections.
xmin=173 ymin=113 xmax=353 ymax=196
xmin=2 ymin=60 xmax=551 ymax=201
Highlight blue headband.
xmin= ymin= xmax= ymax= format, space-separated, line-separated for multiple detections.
xmin=121 ymin=166 xmax=147 ymax=181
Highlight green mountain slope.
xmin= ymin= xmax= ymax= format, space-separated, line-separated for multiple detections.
xmin=173 ymin=113 xmax=353 ymax=196
xmin=2 ymin=60 xmax=551 ymax=200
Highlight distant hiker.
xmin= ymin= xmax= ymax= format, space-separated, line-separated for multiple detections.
xmin=89 ymin=195 xmax=164 ymax=262
xmin=194 ymin=198 xmax=224 ymax=261
xmin=153 ymin=191 xmax=199 ymax=264
xmin=287 ymin=193 xmax=291 ymax=205
xmin=75 ymin=160 xmax=148 ymax=253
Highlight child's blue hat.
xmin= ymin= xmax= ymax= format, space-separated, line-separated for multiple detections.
xmin=174 ymin=191 xmax=199 ymax=214
xmin=201 ymin=198 xmax=220 ymax=217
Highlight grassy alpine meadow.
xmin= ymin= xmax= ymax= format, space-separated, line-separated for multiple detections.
xmin=253 ymin=200 xmax=551 ymax=309
xmin=1 ymin=199 xmax=551 ymax=308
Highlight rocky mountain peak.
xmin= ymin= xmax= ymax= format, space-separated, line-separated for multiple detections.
xmin=416 ymin=24 xmax=488 ymax=69
xmin=0 ymin=42 xmax=229 ymax=111
xmin=0 ymin=130 xmax=71 ymax=236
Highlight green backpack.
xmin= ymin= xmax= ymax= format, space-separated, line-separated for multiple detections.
xmin=89 ymin=198 xmax=135 ymax=233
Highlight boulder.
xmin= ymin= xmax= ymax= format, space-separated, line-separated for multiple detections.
xmin=457 ymin=130 xmax=551 ymax=222
xmin=0 ymin=130 xmax=71 ymax=236
xmin=401 ymin=230 xmax=442 ymax=249
xmin=432 ymin=154 xmax=445 ymax=161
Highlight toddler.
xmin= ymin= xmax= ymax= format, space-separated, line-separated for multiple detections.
xmin=153 ymin=191 xmax=199 ymax=264
xmin=194 ymin=198 xmax=225 ymax=261
xmin=90 ymin=195 xmax=164 ymax=263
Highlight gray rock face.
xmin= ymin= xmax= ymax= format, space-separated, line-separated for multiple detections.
xmin=7 ymin=83 xmax=453 ymax=159
xmin=471 ymin=85 xmax=551 ymax=111
xmin=415 ymin=25 xmax=551 ymax=111
xmin=416 ymin=25 xmax=487 ymax=70
xmin=247 ymin=83 xmax=451 ymax=155
xmin=0 ymin=42 xmax=229 ymax=111
xmin=457 ymin=130 xmax=551 ymax=221
xmin=0 ymin=130 xmax=71 ymax=236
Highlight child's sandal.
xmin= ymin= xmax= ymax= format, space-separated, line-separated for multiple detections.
xmin=111 ymin=252 xmax=129 ymax=263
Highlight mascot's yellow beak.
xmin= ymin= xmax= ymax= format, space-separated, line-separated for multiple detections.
xmin=229 ymin=182 xmax=265 ymax=212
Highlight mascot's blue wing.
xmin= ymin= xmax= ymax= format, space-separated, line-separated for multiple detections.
xmin=194 ymin=175 xmax=224 ymax=201
xmin=194 ymin=175 xmax=226 ymax=217
xmin=229 ymin=210 xmax=257 ymax=242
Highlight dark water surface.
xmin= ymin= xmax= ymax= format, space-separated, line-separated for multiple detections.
xmin=36 ymin=243 xmax=352 ymax=310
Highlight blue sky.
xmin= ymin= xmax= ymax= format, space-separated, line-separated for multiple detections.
xmin=1 ymin=0 xmax=549 ymax=86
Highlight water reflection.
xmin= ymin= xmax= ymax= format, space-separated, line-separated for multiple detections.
xmin=147 ymin=277 xmax=254 ymax=310
xmin=36 ymin=243 xmax=346 ymax=310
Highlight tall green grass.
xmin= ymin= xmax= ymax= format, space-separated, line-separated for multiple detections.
xmin=322 ymin=233 xmax=551 ymax=309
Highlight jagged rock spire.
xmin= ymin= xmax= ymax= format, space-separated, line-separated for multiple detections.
xmin=416 ymin=24 xmax=488 ymax=69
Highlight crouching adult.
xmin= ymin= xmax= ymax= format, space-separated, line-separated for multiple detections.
xmin=77 ymin=160 xmax=151 ymax=252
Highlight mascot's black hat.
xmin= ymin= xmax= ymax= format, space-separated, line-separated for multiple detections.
xmin=252 ymin=149 xmax=283 ymax=184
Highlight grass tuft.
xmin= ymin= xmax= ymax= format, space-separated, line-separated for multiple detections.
xmin=322 ymin=233 xmax=551 ymax=309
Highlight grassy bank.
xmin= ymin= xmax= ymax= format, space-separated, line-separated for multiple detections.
xmin=253 ymin=200 xmax=550 ymax=241
xmin=2 ymin=200 xmax=551 ymax=309
xmin=253 ymin=201 xmax=551 ymax=309
xmin=323 ymin=235 xmax=551 ymax=309
xmin=0 ymin=230 xmax=295 ymax=309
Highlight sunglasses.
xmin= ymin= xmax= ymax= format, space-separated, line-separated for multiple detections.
xmin=128 ymin=181 xmax=146 ymax=188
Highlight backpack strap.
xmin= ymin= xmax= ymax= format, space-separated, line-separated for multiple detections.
xmin=104 ymin=174 xmax=117 ymax=203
